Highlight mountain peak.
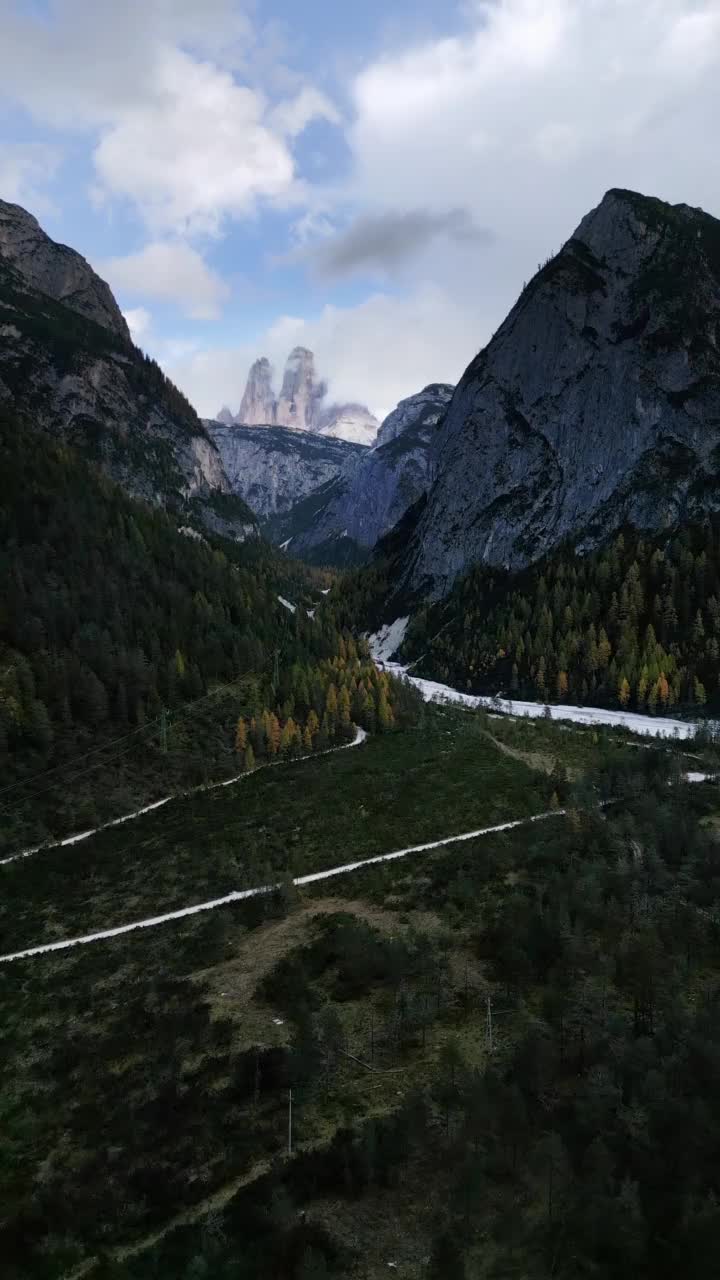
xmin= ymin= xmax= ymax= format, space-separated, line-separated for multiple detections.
xmin=224 ymin=347 xmax=379 ymax=444
xmin=0 ymin=197 xmax=131 ymax=342
xmin=400 ymin=187 xmax=720 ymax=598
xmin=237 ymin=356 xmax=276 ymax=426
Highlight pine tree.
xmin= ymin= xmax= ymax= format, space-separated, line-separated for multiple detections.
xmin=618 ymin=676 xmax=631 ymax=707
xmin=338 ymin=685 xmax=351 ymax=726
xmin=235 ymin=716 xmax=247 ymax=754
xmin=244 ymin=743 xmax=255 ymax=771
xmin=325 ymin=683 xmax=338 ymax=726
xmin=377 ymin=686 xmax=394 ymax=731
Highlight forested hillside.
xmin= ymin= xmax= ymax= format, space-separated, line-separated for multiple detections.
xmin=0 ymin=411 xmax=416 ymax=854
xmin=403 ymin=523 xmax=720 ymax=713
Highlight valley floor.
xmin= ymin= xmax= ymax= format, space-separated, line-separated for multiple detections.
xmin=3 ymin=699 xmax=720 ymax=1280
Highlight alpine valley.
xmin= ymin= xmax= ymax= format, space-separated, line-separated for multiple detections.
xmin=7 ymin=179 xmax=720 ymax=1280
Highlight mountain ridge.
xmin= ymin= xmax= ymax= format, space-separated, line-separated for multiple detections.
xmin=218 ymin=346 xmax=380 ymax=446
xmin=397 ymin=187 xmax=720 ymax=599
xmin=0 ymin=197 xmax=254 ymax=540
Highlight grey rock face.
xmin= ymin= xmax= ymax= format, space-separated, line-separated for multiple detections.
xmin=0 ymin=202 xmax=253 ymax=540
xmin=206 ymin=420 xmax=367 ymax=519
xmin=375 ymin=384 xmax=454 ymax=448
xmin=281 ymin=383 xmax=453 ymax=559
xmin=0 ymin=198 xmax=131 ymax=342
xmin=403 ymin=188 xmax=720 ymax=599
xmin=216 ymin=405 xmax=236 ymax=426
xmin=275 ymin=346 xmax=324 ymax=430
xmin=237 ymin=356 xmax=276 ymax=426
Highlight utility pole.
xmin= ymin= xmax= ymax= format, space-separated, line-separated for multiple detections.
xmin=288 ymin=1088 xmax=293 ymax=1156
xmin=486 ymin=994 xmax=494 ymax=1054
xmin=159 ymin=706 xmax=168 ymax=754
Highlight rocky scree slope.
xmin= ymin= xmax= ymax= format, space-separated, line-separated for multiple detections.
xmin=204 ymin=419 xmax=368 ymax=520
xmin=400 ymin=188 xmax=720 ymax=599
xmin=0 ymin=198 xmax=254 ymax=540
xmin=271 ymin=383 xmax=454 ymax=563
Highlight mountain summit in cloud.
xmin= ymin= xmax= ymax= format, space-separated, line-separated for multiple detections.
xmin=218 ymin=346 xmax=379 ymax=446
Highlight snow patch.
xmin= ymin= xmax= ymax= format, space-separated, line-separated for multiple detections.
xmin=380 ymin=663 xmax=703 ymax=742
xmin=277 ymin=595 xmax=296 ymax=614
xmin=178 ymin=525 xmax=206 ymax=543
xmin=279 ymin=538 xmax=292 ymax=550
xmin=368 ymin=617 xmax=409 ymax=665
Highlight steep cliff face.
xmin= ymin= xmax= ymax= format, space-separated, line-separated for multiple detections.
xmin=205 ymin=419 xmax=367 ymax=519
xmin=276 ymin=383 xmax=453 ymax=563
xmin=0 ymin=201 xmax=254 ymax=540
xmin=275 ymin=346 xmax=324 ymax=430
xmin=0 ymin=198 xmax=131 ymax=341
xmin=402 ymin=189 xmax=720 ymax=599
xmin=237 ymin=356 xmax=276 ymax=426
xmin=375 ymin=384 xmax=454 ymax=449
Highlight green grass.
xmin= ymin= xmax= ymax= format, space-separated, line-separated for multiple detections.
xmin=0 ymin=707 xmax=550 ymax=954
xmin=4 ymin=710 xmax=711 ymax=1280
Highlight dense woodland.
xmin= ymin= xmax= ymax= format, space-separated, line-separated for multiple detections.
xmin=405 ymin=523 xmax=720 ymax=712
xmin=8 ymin=730 xmax=720 ymax=1279
xmin=0 ymin=413 xmax=415 ymax=853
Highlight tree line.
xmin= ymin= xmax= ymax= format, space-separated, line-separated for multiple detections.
xmin=407 ymin=522 xmax=720 ymax=712
xmin=0 ymin=415 xmax=417 ymax=852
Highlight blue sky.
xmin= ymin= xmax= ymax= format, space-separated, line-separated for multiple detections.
xmin=1 ymin=0 xmax=720 ymax=420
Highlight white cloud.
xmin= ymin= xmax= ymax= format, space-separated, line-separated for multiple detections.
xmin=102 ymin=242 xmax=230 ymax=319
xmin=165 ymin=284 xmax=480 ymax=422
xmin=92 ymin=49 xmax=297 ymax=236
xmin=123 ymin=306 xmax=152 ymax=342
xmin=164 ymin=0 xmax=720 ymax=425
xmin=347 ymin=0 xmax=720 ymax=248
xmin=0 ymin=142 xmax=62 ymax=212
xmin=270 ymin=86 xmax=341 ymax=138
xmin=0 ymin=0 xmax=338 ymax=234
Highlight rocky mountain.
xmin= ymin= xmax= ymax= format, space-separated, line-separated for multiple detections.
xmin=0 ymin=199 xmax=131 ymax=341
xmin=398 ymin=188 xmax=720 ymax=600
xmin=219 ymin=347 xmax=380 ymax=446
xmin=269 ymin=383 xmax=454 ymax=564
xmin=375 ymin=384 xmax=454 ymax=449
xmin=275 ymin=346 xmax=325 ymax=430
xmin=237 ymin=356 xmax=277 ymax=427
xmin=0 ymin=197 xmax=255 ymax=540
xmin=205 ymin=419 xmax=368 ymax=520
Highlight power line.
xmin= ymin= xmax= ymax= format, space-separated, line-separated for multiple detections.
xmin=0 ymin=681 xmax=243 ymax=812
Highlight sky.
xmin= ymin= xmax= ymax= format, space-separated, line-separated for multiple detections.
xmin=1 ymin=0 xmax=719 ymax=423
